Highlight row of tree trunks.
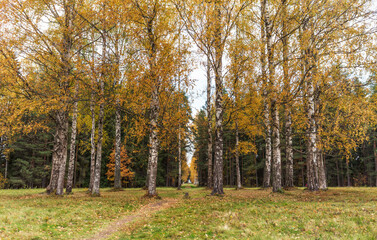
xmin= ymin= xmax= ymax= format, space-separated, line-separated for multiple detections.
xmin=260 ymin=0 xmax=330 ymax=191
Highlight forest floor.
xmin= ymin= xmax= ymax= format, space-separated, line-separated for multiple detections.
xmin=0 ymin=186 xmax=377 ymax=239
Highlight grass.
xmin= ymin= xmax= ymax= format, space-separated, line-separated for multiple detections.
xmin=115 ymin=187 xmax=377 ymax=240
xmin=1 ymin=187 xmax=377 ymax=239
xmin=0 ymin=188 xmax=150 ymax=239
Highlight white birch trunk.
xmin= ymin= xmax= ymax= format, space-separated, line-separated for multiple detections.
xmin=145 ymin=12 xmax=160 ymax=196
xmin=263 ymin=99 xmax=272 ymax=188
xmin=317 ymin=150 xmax=327 ymax=190
xmin=66 ymin=98 xmax=78 ymax=194
xmin=261 ymin=0 xmax=271 ymax=188
xmin=265 ymin=0 xmax=281 ymax=192
xmin=46 ymin=149 xmax=60 ymax=194
xmin=281 ymin=0 xmax=294 ymax=188
xmin=92 ymin=24 xmax=107 ymax=196
xmin=92 ymin=80 xmax=104 ymax=196
xmin=211 ymin=2 xmax=224 ymax=195
xmin=55 ymin=111 xmax=69 ymax=195
xmin=307 ymin=78 xmax=319 ymax=191
xmin=271 ymin=101 xmax=282 ymax=192
xmin=147 ymin=88 xmax=159 ymax=196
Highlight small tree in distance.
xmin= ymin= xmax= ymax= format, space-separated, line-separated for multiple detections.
xmin=106 ymin=146 xmax=134 ymax=188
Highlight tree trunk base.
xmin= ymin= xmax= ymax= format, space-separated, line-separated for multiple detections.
xmin=272 ymin=188 xmax=285 ymax=194
xmin=210 ymin=192 xmax=224 ymax=197
xmin=143 ymin=193 xmax=161 ymax=199
xmin=210 ymin=189 xmax=224 ymax=195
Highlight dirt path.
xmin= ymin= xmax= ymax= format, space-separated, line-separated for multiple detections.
xmin=86 ymin=198 xmax=178 ymax=240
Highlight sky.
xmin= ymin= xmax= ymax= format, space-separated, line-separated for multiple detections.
xmin=188 ymin=61 xmax=209 ymax=117
xmin=185 ymin=57 xmax=208 ymax=166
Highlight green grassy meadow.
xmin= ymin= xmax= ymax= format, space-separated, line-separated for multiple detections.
xmin=1 ymin=186 xmax=377 ymax=239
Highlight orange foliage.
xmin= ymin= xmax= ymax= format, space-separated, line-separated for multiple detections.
xmin=189 ymin=157 xmax=198 ymax=184
xmin=106 ymin=146 xmax=134 ymax=185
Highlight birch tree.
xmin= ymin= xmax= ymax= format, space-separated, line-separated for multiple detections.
xmin=129 ymin=0 xmax=189 ymax=196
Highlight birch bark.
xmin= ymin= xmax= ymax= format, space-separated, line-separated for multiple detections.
xmin=261 ymin=0 xmax=271 ymax=188
xmin=282 ymin=0 xmax=294 ymax=188
xmin=145 ymin=12 xmax=160 ymax=196
xmin=211 ymin=1 xmax=224 ymax=195
xmin=66 ymin=94 xmax=78 ymax=194
xmin=55 ymin=0 xmax=74 ymax=196
xmin=265 ymin=0 xmax=281 ymax=192
xmin=207 ymin=55 xmax=213 ymax=189
xmin=92 ymin=23 xmax=107 ymax=196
